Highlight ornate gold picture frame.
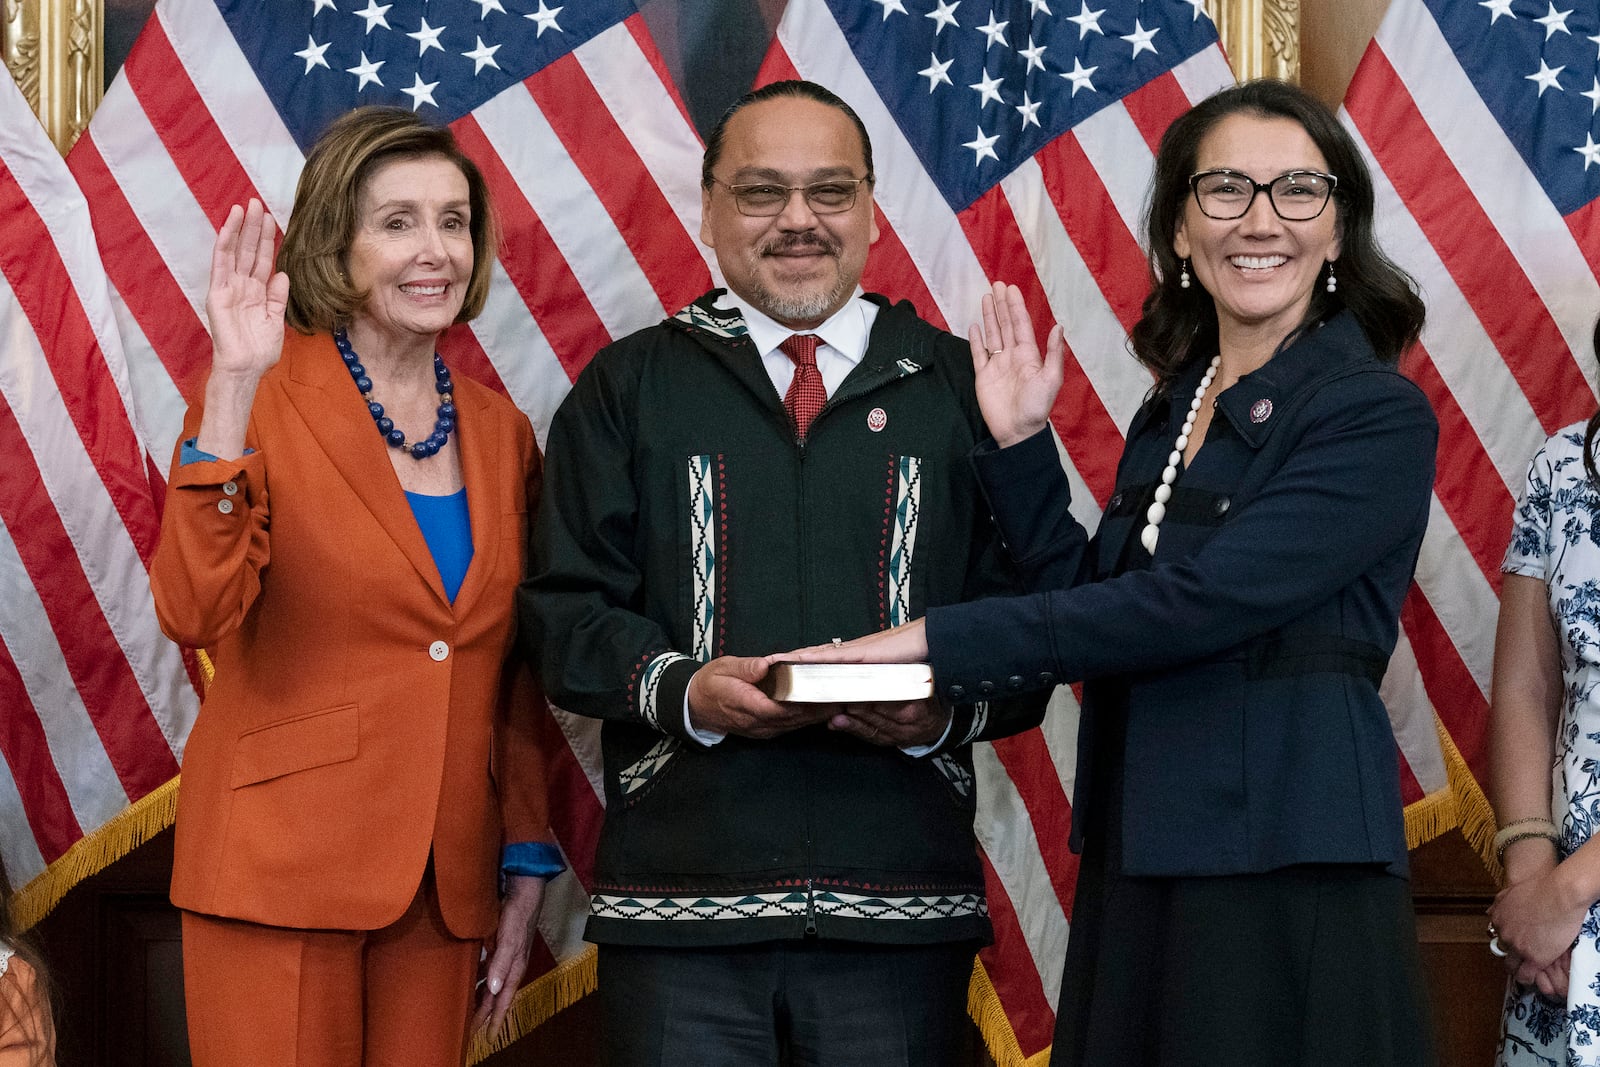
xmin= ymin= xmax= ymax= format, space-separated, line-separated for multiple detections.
xmin=1213 ymin=0 xmax=1301 ymax=83
xmin=3 ymin=0 xmax=103 ymax=153
xmin=1 ymin=0 xmax=1296 ymax=155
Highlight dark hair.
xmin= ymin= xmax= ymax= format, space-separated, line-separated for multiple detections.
xmin=701 ymin=80 xmax=875 ymax=188
xmin=277 ymin=106 xmax=498 ymax=334
xmin=1131 ymin=79 xmax=1424 ymax=385
xmin=1584 ymin=315 xmax=1600 ymax=485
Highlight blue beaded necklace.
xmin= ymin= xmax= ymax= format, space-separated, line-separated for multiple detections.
xmin=335 ymin=328 xmax=456 ymax=460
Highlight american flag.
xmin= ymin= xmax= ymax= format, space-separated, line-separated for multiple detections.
xmin=9 ymin=0 xmax=717 ymax=1052
xmin=1341 ymin=0 xmax=1600 ymax=871
xmin=0 ymin=59 xmax=192 ymax=926
xmin=0 ymin=0 xmax=1505 ymax=1064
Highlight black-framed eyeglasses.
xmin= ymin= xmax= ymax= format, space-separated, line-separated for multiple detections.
xmin=708 ymin=175 xmax=873 ymax=217
xmin=1188 ymin=169 xmax=1338 ymax=221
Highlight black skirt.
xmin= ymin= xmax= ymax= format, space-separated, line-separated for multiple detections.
xmin=1052 ymin=692 xmax=1438 ymax=1067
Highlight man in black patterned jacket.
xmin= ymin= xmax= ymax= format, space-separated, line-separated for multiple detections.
xmin=520 ymin=80 xmax=1048 ymax=1067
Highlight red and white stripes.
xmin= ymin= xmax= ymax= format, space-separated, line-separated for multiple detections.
xmin=0 ymin=62 xmax=193 ymax=880
xmin=1346 ymin=0 xmax=1600 ymax=811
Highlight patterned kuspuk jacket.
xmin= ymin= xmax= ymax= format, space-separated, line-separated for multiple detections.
xmin=521 ymin=290 xmax=1048 ymax=948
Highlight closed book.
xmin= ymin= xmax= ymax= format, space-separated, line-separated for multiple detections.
xmin=760 ymin=662 xmax=935 ymax=703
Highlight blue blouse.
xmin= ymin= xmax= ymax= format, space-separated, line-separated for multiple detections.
xmin=404 ymin=489 xmax=472 ymax=603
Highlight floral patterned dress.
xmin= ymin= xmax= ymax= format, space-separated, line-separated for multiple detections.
xmin=1499 ymin=422 xmax=1600 ymax=1066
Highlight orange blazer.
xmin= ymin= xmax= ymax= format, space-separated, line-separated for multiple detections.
xmin=151 ymin=330 xmax=549 ymax=939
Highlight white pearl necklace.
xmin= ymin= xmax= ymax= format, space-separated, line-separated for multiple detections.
xmin=1140 ymin=354 xmax=1221 ymax=556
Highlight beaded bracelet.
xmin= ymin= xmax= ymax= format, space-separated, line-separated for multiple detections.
xmin=1493 ymin=817 xmax=1561 ymax=864
xmin=1493 ymin=816 xmax=1557 ymax=843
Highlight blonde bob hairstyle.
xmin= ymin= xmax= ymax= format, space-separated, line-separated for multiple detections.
xmin=277 ymin=106 xmax=498 ymax=335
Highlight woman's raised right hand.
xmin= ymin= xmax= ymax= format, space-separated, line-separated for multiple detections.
xmin=968 ymin=281 xmax=1065 ymax=449
xmin=206 ymin=199 xmax=289 ymax=381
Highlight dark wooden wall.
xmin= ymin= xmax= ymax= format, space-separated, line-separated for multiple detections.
xmin=1411 ymin=831 xmax=1506 ymax=1064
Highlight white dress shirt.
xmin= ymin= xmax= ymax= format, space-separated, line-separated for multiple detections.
xmin=719 ymin=291 xmax=879 ymax=400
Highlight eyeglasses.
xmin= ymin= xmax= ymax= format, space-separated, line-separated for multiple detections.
xmin=1189 ymin=169 xmax=1338 ymax=221
xmin=708 ymin=176 xmax=873 ymax=217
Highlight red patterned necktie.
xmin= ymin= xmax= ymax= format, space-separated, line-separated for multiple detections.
xmin=780 ymin=333 xmax=826 ymax=439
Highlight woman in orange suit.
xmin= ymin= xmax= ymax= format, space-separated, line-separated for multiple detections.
xmin=149 ymin=107 xmax=562 ymax=1065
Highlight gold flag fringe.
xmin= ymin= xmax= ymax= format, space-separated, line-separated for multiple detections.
xmin=467 ymin=944 xmax=597 ymax=1064
xmin=11 ymin=650 xmax=212 ymax=932
xmin=1399 ymin=712 xmax=1497 ymax=867
xmin=1434 ymin=712 xmax=1501 ymax=877
xmin=1402 ymin=785 xmax=1456 ymax=852
xmin=13 ymin=774 xmax=180 ymax=933
xmin=968 ymin=957 xmax=1052 ymax=1067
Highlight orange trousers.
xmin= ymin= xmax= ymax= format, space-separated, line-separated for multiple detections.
xmin=181 ymin=868 xmax=481 ymax=1067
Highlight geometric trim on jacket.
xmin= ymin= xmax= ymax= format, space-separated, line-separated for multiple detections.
xmin=688 ymin=453 xmax=722 ymax=659
xmin=884 ymin=454 xmax=921 ymax=628
xmin=637 ymin=651 xmax=694 ymax=730
xmin=618 ymin=736 xmax=681 ymax=799
xmin=931 ymin=753 xmax=975 ymax=798
xmin=672 ymin=298 xmax=750 ymax=341
xmin=590 ymin=887 xmax=987 ymax=923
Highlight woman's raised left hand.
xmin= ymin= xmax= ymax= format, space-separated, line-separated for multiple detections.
xmin=968 ymin=282 xmax=1065 ymax=449
xmin=474 ymin=874 xmax=546 ymax=1035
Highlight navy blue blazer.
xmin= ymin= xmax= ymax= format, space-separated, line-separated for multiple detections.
xmin=926 ymin=312 xmax=1437 ymax=878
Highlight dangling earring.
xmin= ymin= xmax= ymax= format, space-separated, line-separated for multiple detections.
xmin=1178 ymin=259 xmax=1191 ymax=289
xmin=1324 ymin=261 xmax=1337 ymax=294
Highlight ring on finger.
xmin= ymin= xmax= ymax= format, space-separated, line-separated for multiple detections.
xmin=986 ymin=348 xmax=1002 ymax=358
xmin=1489 ymin=935 xmax=1509 ymax=958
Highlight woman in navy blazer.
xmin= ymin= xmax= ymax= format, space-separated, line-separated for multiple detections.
xmin=796 ymin=81 xmax=1438 ymax=1065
